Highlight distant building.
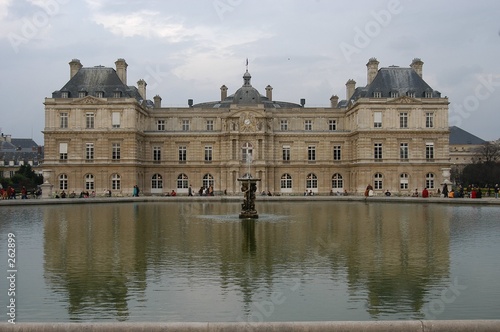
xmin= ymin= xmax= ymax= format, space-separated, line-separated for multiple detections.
xmin=43 ymin=58 xmax=450 ymax=196
xmin=449 ymin=126 xmax=487 ymax=166
xmin=0 ymin=133 xmax=43 ymax=178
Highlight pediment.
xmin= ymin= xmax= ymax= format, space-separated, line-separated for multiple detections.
xmin=72 ymin=96 xmax=107 ymax=105
xmin=388 ymin=96 xmax=420 ymax=104
xmin=223 ymin=110 xmax=268 ymax=132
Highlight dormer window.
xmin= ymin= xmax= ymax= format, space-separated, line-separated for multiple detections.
xmin=113 ymin=90 xmax=122 ymax=98
xmin=373 ymin=91 xmax=382 ymax=98
xmin=79 ymin=90 xmax=87 ymax=98
xmin=61 ymin=91 xmax=69 ymax=98
xmin=95 ymin=91 xmax=104 ymax=98
xmin=390 ymin=91 xmax=399 ymax=98
xmin=406 ymin=91 xmax=415 ymax=98
xmin=424 ymin=90 xmax=433 ymax=98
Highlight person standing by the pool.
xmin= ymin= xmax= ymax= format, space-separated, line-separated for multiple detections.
xmin=364 ymin=184 xmax=373 ymax=197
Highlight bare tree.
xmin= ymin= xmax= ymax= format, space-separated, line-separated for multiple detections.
xmin=474 ymin=142 xmax=500 ymax=163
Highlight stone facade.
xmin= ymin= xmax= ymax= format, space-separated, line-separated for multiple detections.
xmin=43 ymin=58 xmax=450 ymax=196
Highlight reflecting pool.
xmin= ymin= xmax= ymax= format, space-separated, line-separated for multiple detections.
xmin=1 ymin=201 xmax=499 ymax=322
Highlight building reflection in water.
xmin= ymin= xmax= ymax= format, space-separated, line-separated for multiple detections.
xmin=43 ymin=202 xmax=449 ymax=321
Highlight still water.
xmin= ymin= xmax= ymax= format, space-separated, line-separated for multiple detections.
xmin=1 ymin=201 xmax=499 ymax=322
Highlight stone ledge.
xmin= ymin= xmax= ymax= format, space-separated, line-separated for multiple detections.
xmin=0 ymin=320 xmax=499 ymax=332
xmin=2 ymin=194 xmax=500 ymax=206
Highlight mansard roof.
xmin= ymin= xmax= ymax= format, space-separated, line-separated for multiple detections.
xmin=52 ymin=66 xmax=143 ymax=101
xmin=449 ymin=126 xmax=486 ymax=145
xmin=0 ymin=137 xmax=42 ymax=163
xmin=351 ymin=66 xmax=441 ymax=101
xmin=0 ymin=138 xmax=39 ymax=152
xmin=0 ymin=151 xmax=42 ymax=163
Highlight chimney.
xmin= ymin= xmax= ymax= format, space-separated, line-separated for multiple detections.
xmin=220 ymin=85 xmax=228 ymax=101
xmin=69 ymin=59 xmax=82 ymax=79
xmin=137 ymin=79 xmax=147 ymax=100
xmin=330 ymin=95 xmax=339 ymax=108
xmin=300 ymin=98 xmax=305 ymax=107
xmin=366 ymin=57 xmax=379 ymax=85
xmin=153 ymin=95 xmax=162 ymax=108
xmin=188 ymin=99 xmax=193 ymax=107
xmin=346 ymin=79 xmax=356 ymax=100
xmin=265 ymin=85 xmax=273 ymax=101
xmin=115 ymin=58 xmax=128 ymax=85
xmin=410 ymin=58 xmax=423 ymax=78
xmin=3 ymin=134 xmax=12 ymax=143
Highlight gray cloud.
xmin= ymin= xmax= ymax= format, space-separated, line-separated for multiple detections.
xmin=0 ymin=0 xmax=499 ymax=144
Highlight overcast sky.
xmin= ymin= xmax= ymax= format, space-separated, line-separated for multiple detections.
xmin=1 ymin=0 xmax=499 ymax=145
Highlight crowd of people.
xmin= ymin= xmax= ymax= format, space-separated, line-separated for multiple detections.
xmin=439 ymin=183 xmax=499 ymax=198
xmin=3 ymin=182 xmax=499 ymax=199
xmin=363 ymin=183 xmax=500 ymax=199
xmin=0 ymin=186 xmax=17 ymax=199
xmin=0 ymin=186 xmax=42 ymax=199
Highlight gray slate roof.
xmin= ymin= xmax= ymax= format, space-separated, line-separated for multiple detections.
xmin=350 ymin=66 xmax=441 ymax=101
xmin=449 ymin=126 xmax=486 ymax=145
xmin=52 ymin=66 xmax=143 ymax=101
xmin=0 ymin=138 xmax=39 ymax=152
xmin=0 ymin=138 xmax=43 ymax=165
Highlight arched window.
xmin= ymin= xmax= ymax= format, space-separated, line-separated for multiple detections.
xmin=177 ymin=173 xmax=189 ymax=189
xmin=242 ymin=142 xmax=253 ymax=163
xmin=85 ymin=173 xmax=94 ymax=190
xmin=152 ymin=174 xmax=163 ymax=189
xmin=426 ymin=173 xmax=435 ymax=189
xmin=331 ymin=173 xmax=343 ymax=189
xmin=59 ymin=174 xmax=68 ymax=190
xmin=374 ymin=173 xmax=383 ymax=190
xmin=400 ymin=173 xmax=409 ymax=190
xmin=111 ymin=174 xmax=120 ymax=190
xmin=203 ymin=174 xmax=214 ymax=189
xmin=280 ymin=173 xmax=292 ymax=189
xmin=306 ymin=173 xmax=317 ymax=189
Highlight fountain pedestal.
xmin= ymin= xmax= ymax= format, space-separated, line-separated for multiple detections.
xmin=238 ymin=177 xmax=261 ymax=219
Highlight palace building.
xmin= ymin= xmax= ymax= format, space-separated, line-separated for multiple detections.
xmin=0 ymin=133 xmax=43 ymax=179
xmin=43 ymin=57 xmax=450 ymax=196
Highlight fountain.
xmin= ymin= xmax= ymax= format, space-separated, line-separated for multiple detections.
xmin=238 ymin=176 xmax=260 ymax=219
xmin=238 ymin=152 xmax=260 ymax=219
